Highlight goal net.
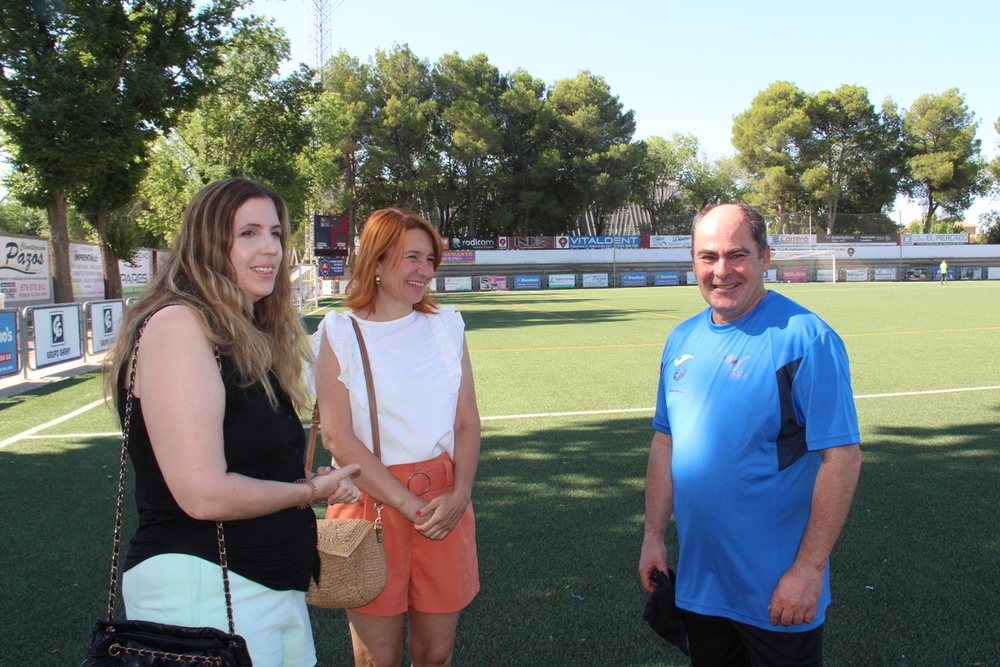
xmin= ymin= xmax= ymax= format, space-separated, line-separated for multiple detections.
xmin=769 ymin=249 xmax=838 ymax=283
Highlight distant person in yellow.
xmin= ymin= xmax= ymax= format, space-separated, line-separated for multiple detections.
xmin=939 ymin=260 xmax=948 ymax=285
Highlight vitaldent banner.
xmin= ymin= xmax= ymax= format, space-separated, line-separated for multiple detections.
xmin=0 ymin=234 xmax=51 ymax=303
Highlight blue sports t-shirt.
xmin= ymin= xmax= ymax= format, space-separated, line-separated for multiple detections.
xmin=652 ymin=291 xmax=860 ymax=631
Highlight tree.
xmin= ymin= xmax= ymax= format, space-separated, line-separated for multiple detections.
xmin=141 ymin=19 xmax=317 ymax=243
xmin=491 ymin=70 xmax=564 ymax=234
xmin=800 ymin=85 xmax=902 ymax=233
xmin=365 ymin=45 xmax=437 ymax=210
xmin=0 ymin=0 xmax=242 ymax=302
xmin=684 ymin=155 xmax=749 ymax=212
xmin=903 ymin=88 xmax=986 ymax=232
xmin=432 ymin=52 xmax=504 ymax=236
xmin=549 ymin=71 xmax=638 ymax=235
xmin=633 ymin=134 xmax=698 ymax=233
xmin=732 ymin=81 xmax=813 ymax=233
xmin=976 ymin=210 xmax=1000 ymax=244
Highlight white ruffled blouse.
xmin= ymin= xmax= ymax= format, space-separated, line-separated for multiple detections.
xmin=312 ymin=307 xmax=465 ymax=467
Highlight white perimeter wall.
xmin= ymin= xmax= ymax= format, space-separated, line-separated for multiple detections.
xmin=471 ymin=245 xmax=1000 ymax=264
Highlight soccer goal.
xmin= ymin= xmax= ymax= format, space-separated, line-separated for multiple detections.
xmin=769 ymin=249 xmax=838 ymax=283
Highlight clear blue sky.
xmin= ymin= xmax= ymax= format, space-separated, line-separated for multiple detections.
xmin=248 ymin=0 xmax=1000 ymax=226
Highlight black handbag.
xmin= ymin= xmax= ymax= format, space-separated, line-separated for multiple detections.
xmin=80 ymin=315 xmax=253 ymax=667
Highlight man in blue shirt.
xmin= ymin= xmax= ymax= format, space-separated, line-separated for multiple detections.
xmin=639 ymin=203 xmax=862 ymax=666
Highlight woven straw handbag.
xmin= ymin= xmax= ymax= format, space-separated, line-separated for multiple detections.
xmin=306 ymin=316 xmax=388 ymax=608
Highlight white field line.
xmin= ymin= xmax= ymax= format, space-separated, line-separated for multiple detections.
xmin=480 ymin=385 xmax=1000 ymax=421
xmin=4 ymin=385 xmax=999 ymax=446
xmin=0 ymin=398 xmax=106 ymax=449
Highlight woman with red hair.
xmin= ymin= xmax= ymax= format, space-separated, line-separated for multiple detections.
xmin=313 ymin=208 xmax=481 ymax=667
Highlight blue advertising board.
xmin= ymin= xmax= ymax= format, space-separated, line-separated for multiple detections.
xmin=621 ymin=272 xmax=648 ymax=287
xmin=514 ymin=275 xmax=542 ymax=289
xmin=317 ymin=258 xmax=345 ymax=277
xmin=0 ymin=310 xmax=18 ymax=377
xmin=654 ymin=272 xmax=680 ymax=286
xmin=613 ymin=236 xmax=641 ymax=248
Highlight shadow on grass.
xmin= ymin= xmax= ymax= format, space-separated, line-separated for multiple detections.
xmin=829 ymin=405 xmax=1000 ymax=666
xmin=0 ymin=371 xmax=99 ymax=411
xmin=5 ymin=408 xmax=997 ymax=666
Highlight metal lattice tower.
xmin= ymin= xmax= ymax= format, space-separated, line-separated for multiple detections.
xmin=306 ymin=0 xmax=345 ymax=84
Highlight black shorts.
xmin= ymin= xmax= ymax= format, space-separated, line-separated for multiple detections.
xmin=682 ymin=609 xmax=823 ymax=667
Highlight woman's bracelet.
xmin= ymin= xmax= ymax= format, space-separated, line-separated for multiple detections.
xmin=293 ymin=478 xmax=319 ymax=510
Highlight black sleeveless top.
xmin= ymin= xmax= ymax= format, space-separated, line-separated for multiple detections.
xmin=119 ymin=355 xmax=317 ymax=591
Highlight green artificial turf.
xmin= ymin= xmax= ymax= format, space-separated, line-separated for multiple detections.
xmin=1 ymin=281 xmax=998 ymax=665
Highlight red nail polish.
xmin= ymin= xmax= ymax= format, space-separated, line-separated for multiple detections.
xmin=415 ymin=510 xmax=422 ymax=516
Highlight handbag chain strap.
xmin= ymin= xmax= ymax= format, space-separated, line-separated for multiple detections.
xmin=106 ymin=312 xmax=238 ymax=637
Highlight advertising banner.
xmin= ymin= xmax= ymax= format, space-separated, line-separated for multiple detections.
xmin=582 ymin=273 xmax=608 ymax=288
xmin=514 ymin=275 xmax=541 ymax=289
xmin=317 ymin=257 xmax=345 ymax=277
xmin=89 ymin=300 xmax=124 ymax=353
xmin=560 ymin=236 xmax=614 ymax=249
xmin=686 ymin=271 xmax=697 ymax=285
xmin=613 ymin=236 xmax=641 ymax=248
xmin=479 ymin=276 xmax=507 ymax=291
xmin=441 ymin=250 xmax=475 ymax=263
xmin=653 ymin=272 xmax=680 ymax=286
xmin=1 ymin=234 xmax=51 ymax=303
xmin=511 ymin=236 xmax=554 ymax=250
xmin=906 ymin=267 xmax=931 ymax=281
xmin=783 ymin=269 xmax=808 ymax=282
xmin=548 ymin=274 xmax=575 ymax=288
xmin=816 ymin=269 xmax=835 ymax=282
xmin=900 ymin=233 xmax=968 ymax=245
xmin=0 ymin=309 xmax=19 ymax=377
xmin=874 ymin=268 xmax=897 ymax=281
xmin=817 ymin=234 xmax=896 ymax=244
xmin=768 ymin=234 xmax=813 ymax=247
xmin=444 ymin=277 xmax=472 ymax=291
xmin=846 ymin=269 xmax=869 ymax=282
xmin=763 ymin=269 xmax=777 ymax=283
xmin=988 ymin=267 xmax=1000 ymax=280
xmin=119 ymin=249 xmax=152 ymax=296
xmin=31 ymin=304 xmax=82 ymax=369
xmin=70 ymin=242 xmax=104 ymax=300
xmin=960 ymin=267 xmax=982 ymax=280
xmin=449 ymin=237 xmax=497 ymax=251
xmin=648 ymin=235 xmax=692 ymax=248
xmin=620 ymin=272 xmax=647 ymax=287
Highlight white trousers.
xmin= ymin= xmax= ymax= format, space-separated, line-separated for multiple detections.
xmin=123 ymin=553 xmax=316 ymax=667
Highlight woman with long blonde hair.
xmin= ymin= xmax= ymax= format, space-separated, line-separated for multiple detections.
xmin=105 ymin=177 xmax=361 ymax=667
xmin=314 ymin=208 xmax=481 ymax=667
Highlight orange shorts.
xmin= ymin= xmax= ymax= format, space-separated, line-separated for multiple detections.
xmin=327 ymin=452 xmax=479 ymax=616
